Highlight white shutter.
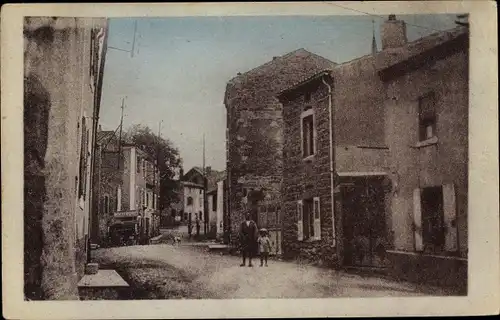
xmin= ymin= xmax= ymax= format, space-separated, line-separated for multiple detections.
xmin=413 ymin=188 xmax=423 ymax=251
xmin=297 ymin=200 xmax=303 ymax=241
xmin=443 ymin=183 xmax=458 ymax=252
xmin=313 ymin=197 xmax=321 ymax=240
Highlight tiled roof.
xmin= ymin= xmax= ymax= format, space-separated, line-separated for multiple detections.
xmin=277 ymin=69 xmax=333 ymax=97
xmin=224 ymin=48 xmax=337 ymax=107
xmin=277 ymin=26 xmax=468 ymax=95
xmin=376 ymin=26 xmax=468 ymax=70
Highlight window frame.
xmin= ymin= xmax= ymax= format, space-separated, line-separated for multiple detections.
xmin=300 ymin=108 xmax=316 ymax=160
xmin=418 ymin=92 xmax=437 ymax=142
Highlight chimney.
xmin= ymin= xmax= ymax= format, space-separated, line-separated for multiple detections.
xmin=272 ymin=56 xmax=278 ymax=60
xmin=179 ymin=167 xmax=184 ymax=179
xmin=381 ymin=14 xmax=407 ymax=50
xmin=206 ymin=166 xmax=212 ymax=175
xmin=98 ymin=125 xmax=102 ymax=132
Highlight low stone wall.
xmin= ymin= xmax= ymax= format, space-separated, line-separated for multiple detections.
xmin=387 ymin=250 xmax=467 ymax=295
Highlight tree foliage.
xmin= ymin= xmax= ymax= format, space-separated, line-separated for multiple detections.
xmin=123 ymin=124 xmax=182 ymax=209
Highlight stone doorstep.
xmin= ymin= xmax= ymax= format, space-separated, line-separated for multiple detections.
xmin=78 ymin=269 xmax=129 ymax=289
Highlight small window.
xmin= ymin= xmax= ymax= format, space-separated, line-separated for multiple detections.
xmin=301 ymin=113 xmax=315 ymax=158
xmin=212 ymin=194 xmax=217 ymax=212
xmin=418 ymin=92 xmax=437 ymax=141
xmin=304 ymin=92 xmax=312 ymax=104
xmin=103 ymin=195 xmax=110 ymax=214
xmin=136 ymin=157 xmax=141 ymax=173
xmin=187 ymin=197 xmax=193 ymax=206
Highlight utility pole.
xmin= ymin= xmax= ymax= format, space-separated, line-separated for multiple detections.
xmin=117 ymin=97 xmax=125 ymax=169
xmin=203 ymin=134 xmax=208 ymax=235
xmin=108 ymin=19 xmax=139 ymax=58
xmin=156 ymin=120 xmax=162 ymax=210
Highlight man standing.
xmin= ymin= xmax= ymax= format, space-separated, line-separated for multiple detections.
xmin=195 ymin=217 xmax=201 ymax=239
xmin=239 ymin=212 xmax=258 ymax=267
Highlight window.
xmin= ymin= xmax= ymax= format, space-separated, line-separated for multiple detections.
xmin=212 ymin=193 xmax=217 ymax=212
xmin=297 ymin=197 xmax=321 ymax=241
xmin=117 ymin=187 xmax=122 ymax=211
xmin=304 ymin=92 xmax=312 ymax=104
xmin=413 ymin=184 xmax=458 ymax=254
xmin=103 ymin=195 xmax=110 ymax=214
xmin=187 ymin=197 xmax=193 ymax=206
xmin=136 ymin=156 xmax=141 ymax=173
xmin=142 ymin=160 xmax=146 ymax=176
xmin=146 ymin=192 xmax=150 ymax=208
xmin=301 ymin=109 xmax=315 ymax=158
xmin=418 ymin=92 xmax=437 ymax=141
xmin=78 ymin=117 xmax=88 ymax=199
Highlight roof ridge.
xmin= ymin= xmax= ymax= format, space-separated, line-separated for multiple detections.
xmin=227 ymin=48 xmax=316 ymax=84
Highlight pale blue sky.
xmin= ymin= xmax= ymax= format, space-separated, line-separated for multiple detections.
xmin=99 ymin=14 xmax=458 ymax=171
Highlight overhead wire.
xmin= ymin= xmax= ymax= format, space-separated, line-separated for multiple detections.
xmin=325 ymin=2 xmax=446 ymax=33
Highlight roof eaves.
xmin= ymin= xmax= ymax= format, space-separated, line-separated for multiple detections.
xmin=277 ymin=69 xmax=333 ymax=98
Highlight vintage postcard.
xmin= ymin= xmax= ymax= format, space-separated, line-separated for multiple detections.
xmin=1 ymin=1 xmax=498 ymax=319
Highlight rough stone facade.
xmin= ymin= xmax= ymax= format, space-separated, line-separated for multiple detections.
xmin=224 ymin=49 xmax=337 ymax=249
xmin=278 ymin=15 xmax=468 ymax=291
xmin=23 ymin=17 xmax=107 ymax=300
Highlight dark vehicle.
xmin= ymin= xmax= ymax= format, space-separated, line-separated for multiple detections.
xmin=108 ymin=220 xmax=139 ymax=247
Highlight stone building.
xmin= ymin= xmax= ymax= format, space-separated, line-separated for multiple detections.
xmin=224 ymin=48 xmax=337 ymax=248
xmin=278 ymin=15 xmax=468 ymax=292
xmin=92 ymin=129 xmax=161 ymax=245
xmin=23 ymin=17 xmax=108 ymax=300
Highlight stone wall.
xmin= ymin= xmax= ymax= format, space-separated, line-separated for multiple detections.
xmin=224 ymin=49 xmax=337 ymax=249
xmin=281 ymin=55 xmax=388 ymax=266
xmin=281 ymin=80 xmax=336 ymax=265
xmin=23 ymin=17 xmax=106 ymax=300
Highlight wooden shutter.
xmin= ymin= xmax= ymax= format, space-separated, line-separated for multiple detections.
xmin=297 ymin=200 xmax=303 ymax=241
xmin=313 ymin=197 xmax=321 ymax=240
xmin=413 ymin=188 xmax=423 ymax=251
xmin=443 ymin=183 xmax=458 ymax=252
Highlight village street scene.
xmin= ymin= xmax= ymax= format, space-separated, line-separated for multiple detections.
xmin=22 ymin=12 xmax=469 ymax=301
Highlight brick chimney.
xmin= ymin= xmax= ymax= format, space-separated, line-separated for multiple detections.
xmin=381 ymin=14 xmax=407 ymax=50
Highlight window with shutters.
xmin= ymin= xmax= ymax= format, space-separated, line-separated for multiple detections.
xmin=421 ymin=186 xmax=445 ymax=253
xmin=414 ymin=184 xmax=459 ymax=254
xmin=302 ymin=199 xmax=314 ymax=240
xmin=418 ymin=92 xmax=437 ymax=142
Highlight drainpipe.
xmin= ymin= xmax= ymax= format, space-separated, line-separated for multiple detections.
xmin=321 ymin=75 xmax=335 ymax=247
xmin=88 ymin=19 xmax=109 ymax=263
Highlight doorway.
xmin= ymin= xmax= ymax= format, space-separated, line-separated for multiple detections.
xmin=341 ymin=176 xmax=388 ymax=268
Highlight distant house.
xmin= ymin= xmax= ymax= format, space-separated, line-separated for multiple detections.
xmin=224 ymin=48 xmax=337 ymax=249
xmin=93 ymin=128 xmax=161 ymax=245
xmin=180 ymin=167 xmax=206 ymax=225
xmin=277 ymin=15 xmax=468 ymax=291
xmin=206 ymin=169 xmax=226 ymax=239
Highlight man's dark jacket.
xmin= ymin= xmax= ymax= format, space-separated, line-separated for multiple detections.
xmin=239 ymin=220 xmax=258 ymax=254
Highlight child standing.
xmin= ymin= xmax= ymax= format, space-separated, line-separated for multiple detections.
xmin=258 ymin=228 xmax=271 ymax=267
